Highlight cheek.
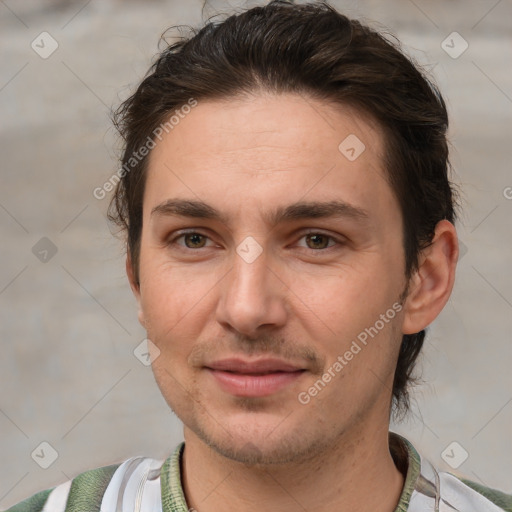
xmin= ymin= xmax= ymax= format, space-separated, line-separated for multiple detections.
xmin=140 ymin=257 xmax=209 ymax=323
xmin=141 ymin=272 xmax=208 ymax=388
xmin=292 ymin=261 xmax=403 ymax=386
xmin=291 ymin=259 xmax=395 ymax=330
xmin=139 ymin=284 xmax=207 ymax=381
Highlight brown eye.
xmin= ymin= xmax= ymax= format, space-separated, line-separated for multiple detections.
xmin=182 ymin=233 xmax=207 ymax=248
xmin=304 ymin=233 xmax=334 ymax=250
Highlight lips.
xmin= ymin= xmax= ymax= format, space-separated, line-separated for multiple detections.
xmin=205 ymin=358 xmax=306 ymax=397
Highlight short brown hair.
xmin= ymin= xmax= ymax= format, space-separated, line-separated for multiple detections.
xmin=108 ymin=0 xmax=458 ymax=419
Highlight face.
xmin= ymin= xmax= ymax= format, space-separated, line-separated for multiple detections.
xmin=129 ymin=92 xmax=410 ymax=465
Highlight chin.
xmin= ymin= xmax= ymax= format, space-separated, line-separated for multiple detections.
xmin=186 ymin=410 xmax=329 ymax=466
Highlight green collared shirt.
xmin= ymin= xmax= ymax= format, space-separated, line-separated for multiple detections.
xmin=5 ymin=432 xmax=512 ymax=512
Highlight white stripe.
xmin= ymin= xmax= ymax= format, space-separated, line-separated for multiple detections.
xmin=121 ymin=458 xmax=162 ymax=512
xmin=138 ymin=463 xmax=163 ymax=512
xmin=100 ymin=458 xmax=140 ymax=512
xmin=41 ymin=480 xmax=72 ymax=512
xmin=117 ymin=458 xmax=147 ymax=511
xmin=99 ymin=457 xmax=164 ymax=512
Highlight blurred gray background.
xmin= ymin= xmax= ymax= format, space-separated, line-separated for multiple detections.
xmin=1 ymin=0 xmax=511 ymax=508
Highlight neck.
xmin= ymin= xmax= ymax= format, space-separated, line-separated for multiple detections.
xmin=180 ymin=421 xmax=405 ymax=512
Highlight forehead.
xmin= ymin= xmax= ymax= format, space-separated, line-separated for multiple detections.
xmin=143 ymin=92 xmax=396 ymax=227
xmin=153 ymin=92 xmax=385 ymax=158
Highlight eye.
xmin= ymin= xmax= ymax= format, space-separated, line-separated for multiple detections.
xmin=296 ymin=232 xmax=341 ymax=251
xmin=169 ymin=231 xmax=214 ymax=250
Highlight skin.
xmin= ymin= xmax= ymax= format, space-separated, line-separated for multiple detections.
xmin=126 ymin=92 xmax=458 ymax=512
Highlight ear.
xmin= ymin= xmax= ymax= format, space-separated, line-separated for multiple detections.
xmin=401 ymin=219 xmax=459 ymax=335
xmin=126 ymin=252 xmax=146 ymax=328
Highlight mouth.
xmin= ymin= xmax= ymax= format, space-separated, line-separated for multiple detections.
xmin=204 ymin=359 xmax=307 ymax=397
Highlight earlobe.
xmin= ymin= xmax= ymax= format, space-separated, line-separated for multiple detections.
xmin=126 ymin=253 xmax=146 ymax=328
xmin=401 ymin=220 xmax=459 ymax=335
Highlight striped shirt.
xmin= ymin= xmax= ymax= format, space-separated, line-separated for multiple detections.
xmin=4 ymin=432 xmax=511 ymax=511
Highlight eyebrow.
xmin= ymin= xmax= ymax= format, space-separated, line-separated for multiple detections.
xmin=151 ymin=198 xmax=369 ymax=227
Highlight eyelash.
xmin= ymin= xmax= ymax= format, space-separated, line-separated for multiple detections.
xmin=167 ymin=229 xmax=343 ymax=253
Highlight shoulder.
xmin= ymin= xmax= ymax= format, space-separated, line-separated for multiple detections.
xmin=391 ymin=432 xmax=512 ymax=512
xmin=3 ymin=455 xmax=165 ymax=512
xmin=440 ymin=472 xmax=512 ymax=512
xmin=417 ymin=450 xmax=512 ymax=511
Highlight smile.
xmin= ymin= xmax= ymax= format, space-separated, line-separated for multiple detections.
xmin=206 ymin=369 xmax=306 ymax=397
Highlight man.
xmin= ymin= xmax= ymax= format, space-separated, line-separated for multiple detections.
xmin=6 ymin=1 xmax=511 ymax=511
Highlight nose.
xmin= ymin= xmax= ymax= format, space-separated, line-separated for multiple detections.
xmin=215 ymin=243 xmax=288 ymax=338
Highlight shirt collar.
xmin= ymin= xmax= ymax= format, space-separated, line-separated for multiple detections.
xmin=390 ymin=432 xmax=423 ymax=511
xmin=160 ymin=431 xmax=423 ymax=512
